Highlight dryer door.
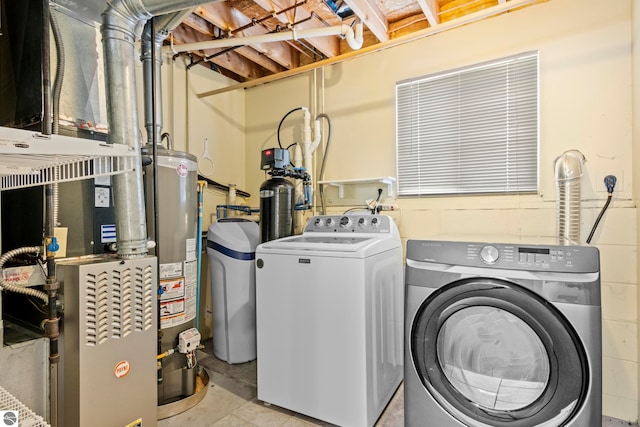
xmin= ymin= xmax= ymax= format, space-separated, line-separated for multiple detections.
xmin=410 ymin=278 xmax=588 ymax=427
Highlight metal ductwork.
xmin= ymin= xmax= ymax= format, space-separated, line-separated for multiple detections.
xmin=554 ymin=149 xmax=586 ymax=245
xmin=101 ymin=0 xmax=222 ymax=258
xmin=141 ymin=10 xmax=195 ymax=146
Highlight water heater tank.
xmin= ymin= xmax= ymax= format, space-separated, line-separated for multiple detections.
xmin=144 ymin=146 xmax=198 ymax=404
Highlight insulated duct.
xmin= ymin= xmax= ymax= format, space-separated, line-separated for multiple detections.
xmin=554 ymin=150 xmax=586 ymax=245
xmin=101 ymin=0 xmax=222 ymax=259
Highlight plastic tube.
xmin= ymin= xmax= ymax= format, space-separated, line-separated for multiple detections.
xmin=195 ymin=181 xmax=206 ymax=330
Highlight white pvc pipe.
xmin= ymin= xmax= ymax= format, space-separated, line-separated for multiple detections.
xmin=164 ymin=22 xmax=364 ymax=54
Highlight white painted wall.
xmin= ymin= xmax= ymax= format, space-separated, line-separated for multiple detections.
xmin=239 ymin=0 xmax=636 ymax=421
xmin=632 ymin=0 xmax=640 ymax=421
xmin=146 ymin=56 xmax=248 ymax=229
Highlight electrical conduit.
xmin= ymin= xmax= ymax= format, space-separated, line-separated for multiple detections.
xmin=0 ymin=247 xmax=48 ymax=302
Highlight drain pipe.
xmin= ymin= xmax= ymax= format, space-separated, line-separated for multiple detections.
xmin=165 ymin=22 xmax=364 ymax=54
xmin=102 ymin=0 xmax=221 ymax=259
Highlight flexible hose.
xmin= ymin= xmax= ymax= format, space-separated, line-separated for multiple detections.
xmin=50 ymin=8 xmax=65 ymax=136
xmin=316 ymin=113 xmax=332 ymax=214
xmin=50 ymin=8 xmax=65 ymax=227
xmin=0 ymin=247 xmax=48 ymax=303
xmin=586 ymin=193 xmax=612 ymax=244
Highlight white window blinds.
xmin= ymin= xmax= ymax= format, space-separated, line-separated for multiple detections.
xmin=396 ymin=51 xmax=539 ymax=196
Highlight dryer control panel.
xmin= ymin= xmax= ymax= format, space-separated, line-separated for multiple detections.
xmin=304 ymin=215 xmax=394 ymax=234
xmin=407 ymin=240 xmax=600 ymax=273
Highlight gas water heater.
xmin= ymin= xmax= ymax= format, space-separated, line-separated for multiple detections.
xmin=144 ymin=145 xmax=200 ymax=406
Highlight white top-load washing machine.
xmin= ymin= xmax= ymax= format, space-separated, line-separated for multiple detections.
xmin=404 ymin=239 xmax=601 ymax=427
xmin=255 ymin=214 xmax=404 ymax=427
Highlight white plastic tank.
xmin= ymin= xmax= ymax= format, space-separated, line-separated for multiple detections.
xmin=207 ymin=218 xmax=260 ymax=364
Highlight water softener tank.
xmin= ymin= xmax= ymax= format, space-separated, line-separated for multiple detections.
xmin=207 ymin=218 xmax=259 ymax=363
xmin=144 ymin=146 xmax=198 ymax=404
xmin=259 ymin=177 xmax=294 ymax=243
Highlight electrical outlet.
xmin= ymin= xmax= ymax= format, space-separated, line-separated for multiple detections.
xmin=378 ymin=204 xmax=399 ymax=211
xmin=596 ymin=169 xmax=623 ymax=193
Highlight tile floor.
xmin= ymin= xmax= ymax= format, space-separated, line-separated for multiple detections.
xmin=158 ymin=339 xmax=634 ymax=427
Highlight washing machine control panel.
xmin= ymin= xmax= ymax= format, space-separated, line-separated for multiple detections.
xmin=470 ymin=243 xmax=599 ymax=272
xmin=304 ymin=215 xmax=392 ymax=234
xmin=407 ymin=240 xmax=600 ymax=273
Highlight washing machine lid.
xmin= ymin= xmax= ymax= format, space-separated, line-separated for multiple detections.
xmin=257 ymin=234 xmax=391 ymax=255
xmin=410 ymin=278 xmax=589 ymax=427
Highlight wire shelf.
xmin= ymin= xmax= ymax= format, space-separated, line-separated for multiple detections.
xmin=0 ymin=385 xmax=51 ymax=427
xmin=0 ymin=126 xmax=138 ymax=191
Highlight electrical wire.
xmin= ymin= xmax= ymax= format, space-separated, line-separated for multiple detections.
xmin=343 ymin=207 xmax=369 ymax=214
xmin=586 ymin=194 xmax=612 ymax=244
xmin=277 ymin=107 xmax=303 ymax=149
xmin=586 ymin=175 xmax=616 ymax=244
xmin=316 ymin=114 xmax=332 ymax=214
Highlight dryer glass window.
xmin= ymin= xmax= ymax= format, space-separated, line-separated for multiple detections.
xmin=437 ymin=306 xmax=550 ymax=411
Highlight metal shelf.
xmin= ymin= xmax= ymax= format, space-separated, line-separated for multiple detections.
xmin=0 ymin=126 xmax=137 ymax=191
xmin=0 ymin=384 xmax=51 ymax=427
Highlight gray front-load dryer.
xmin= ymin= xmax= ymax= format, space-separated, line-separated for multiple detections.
xmin=404 ymin=239 xmax=601 ymax=427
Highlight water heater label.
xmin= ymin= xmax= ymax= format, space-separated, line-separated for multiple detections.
xmin=160 ymin=277 xmax=185 ymax=300
xmin=114 ymin=360 xmax=130 ymax=379
xmin=186 ymin=238 xmax=196 ymax=262
xmin=260 ymin=190 xmax=274 ymax=198
xmin=176 ymin=163 xmax=188 ymax=177
xmin=160 ymin=262 xmax=183 ymax=279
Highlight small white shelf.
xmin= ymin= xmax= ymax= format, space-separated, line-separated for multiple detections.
xmin=0 ymin=126 xmax=137 ymax=191
xmin=318 ymin=177 xmax=396 ymax=198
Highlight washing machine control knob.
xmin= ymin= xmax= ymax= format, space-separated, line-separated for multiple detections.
xmin=325 ymin=217 xmax=334 ymax=227
xmin=358 ymin=217 xmax=367 ymax=227
xmin=339 ymin=216 xmax=351 ymax=228
xmin=480 ymin=245 xmax=500 ymax=264
xmin=314 ymin=218 xmax=323 ymax=227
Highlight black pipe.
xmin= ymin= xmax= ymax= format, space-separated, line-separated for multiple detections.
xmin=197 ymin=175 xmax=251 ymax=199
xmin=149 ymin=17 xmax=164 ymax=376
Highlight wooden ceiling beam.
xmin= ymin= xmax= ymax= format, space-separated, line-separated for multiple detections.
xmin=416 ymin=0 xmax=440 ymax=27
xmin=195 ymin=3 xmax=298 ymax=70
xmin=342 ymin=0 xmax=389 ymax=42
xmin=172 ymin=25 xmax=270 ymax=80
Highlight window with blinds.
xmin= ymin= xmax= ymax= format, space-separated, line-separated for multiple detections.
xmin=396 ymin=51 xmax=539 ymax=197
